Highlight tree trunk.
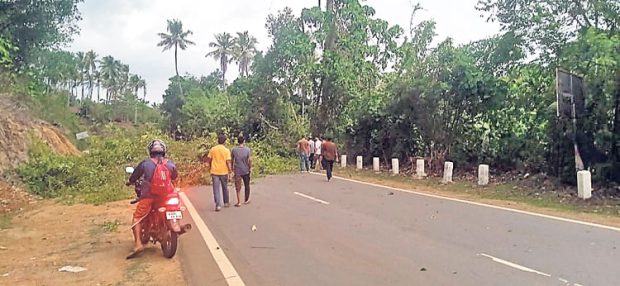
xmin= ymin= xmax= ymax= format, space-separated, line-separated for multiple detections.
xmin=97 ymin=82 xmax=100 ymax=102
xmin=174 ymin=43 xmax=179 ymax=77
xmin=612 ymin=68 xmax=620 ymax=162
xmin=221 ymin=57 xmax=227 ymax=88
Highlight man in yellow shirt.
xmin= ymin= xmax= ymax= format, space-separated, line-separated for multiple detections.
xmin=206 ymin=134 xmax=233 ymax=211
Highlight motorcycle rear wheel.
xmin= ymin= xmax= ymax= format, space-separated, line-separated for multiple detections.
xmin=160 ymin=230 xmax=178 ymax=258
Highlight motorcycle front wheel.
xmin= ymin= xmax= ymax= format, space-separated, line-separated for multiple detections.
xmin=160 ymin=230 xmax=178 ymax=258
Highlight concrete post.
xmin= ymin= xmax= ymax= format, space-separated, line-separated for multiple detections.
xmin=356 ymin=156 xmax=363 ymax=169
xmin=478 ymin=164 xmax=489 ymax=186
xmin=415 ymin=159 xmax=426 ymax=178
xmin=442 ymin=161 xmax=454 ymax=183
xmin=341 ymin=155 xmax=347 ymax=168
xmin=373 ymin=157 xmax=380 ymax=172
xmin=392 ymin=158 xmax=399 ymax=175
xmin=577 ymin=171 xmax=592 ymax=199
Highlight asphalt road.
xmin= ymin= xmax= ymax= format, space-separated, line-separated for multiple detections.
xmin=177 ymin=173 xmax=619 ymax=286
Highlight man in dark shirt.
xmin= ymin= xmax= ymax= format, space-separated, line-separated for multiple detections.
xmin=126 ymin=140 xmax=178 ymax=259
xmin=232 ymin=135 xmax=252 ymax=206
xmin=321 ymin=136 xmax=338 ymax=182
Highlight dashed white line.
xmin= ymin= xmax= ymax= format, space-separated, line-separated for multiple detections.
xmin=478 ymin=253 xmax=551 ymax=277
xmin=179 ymin=192 xmax=245 ymax=286
xmin=559 ymin=277 xmax=569 ymax=283
xmin=294 ymin=192 xmax=330 ymax=205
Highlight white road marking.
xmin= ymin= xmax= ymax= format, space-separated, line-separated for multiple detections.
xmin=312 ymin=173 xmax=620 ymax=233
xmin=559 ymin=278 xmax=569 ymax=283
xmin=294 ymin=192 xmax=330 ymax=205
xmin=179 ymin=192 xmax=245 ymax=286
xmin=478 ymin=253 xmax=551 ymax=277
xmin=574 ymin=283 xmax=584 ymax=286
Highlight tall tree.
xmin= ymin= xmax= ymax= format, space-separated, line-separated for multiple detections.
xmin=206 ymin=32 xmax=235 ymax=86
xmin=83 ymin=50 xmax=98 ymax=100
xmin=99 ymin=55 xmax=120 ymax=103
xmin=233 ymin=31 xmax=258 ymax=77
xmin=157 ymin=19 xmax=195 ymax=77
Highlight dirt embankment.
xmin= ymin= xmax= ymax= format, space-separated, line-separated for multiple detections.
xmin=0 ymin=95 xmax=80 ymax=173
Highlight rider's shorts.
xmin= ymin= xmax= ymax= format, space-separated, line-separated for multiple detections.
xmin=133 ymin=198 xmax=154 ymax=221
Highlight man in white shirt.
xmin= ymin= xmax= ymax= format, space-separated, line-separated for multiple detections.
xmin=309 ymin=136 xmax=316 ymax=169
xmin=314 ymin=137 xmax=323 ymax=171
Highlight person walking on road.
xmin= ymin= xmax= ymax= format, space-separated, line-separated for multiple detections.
xmin=206 ymin=134 xmax=232 ymax=211
xmin=297 ymin=136 xmax=311 ymax=172
xmin=232 ymin=135 xmax=252 ymax=206
xmin=314 ymin=136 xmax=323 ymax=171
xmin=309 ymin=136 xmax=316 ymax=169
xmin=321 ymin=136 xmax=338 ymax=181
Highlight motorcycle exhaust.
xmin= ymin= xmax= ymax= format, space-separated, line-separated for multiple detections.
xmin=177 ymin=224 xmax=192 ymax=235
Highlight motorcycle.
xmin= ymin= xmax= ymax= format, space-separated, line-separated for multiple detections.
xmin=125 ymin=166 xmax=192 ymax=258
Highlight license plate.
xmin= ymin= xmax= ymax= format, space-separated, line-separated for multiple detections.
xmin=166 ymin=211 xmax=182 ymax=220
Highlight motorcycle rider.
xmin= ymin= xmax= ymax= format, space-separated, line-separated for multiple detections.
xmin=125 ymin=139 xmax=178 ymax=259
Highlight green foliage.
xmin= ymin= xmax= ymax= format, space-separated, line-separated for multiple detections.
xmin=16 ymin=125 xmax=296 ymax=204
xmin=0 ymin=0 xmax=83 ymax=65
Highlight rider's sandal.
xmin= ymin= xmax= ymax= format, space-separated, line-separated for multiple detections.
xmin=126 ymin=247 xmax=144 ymax=259
xmin=234 ymin=203 xmax=241 ymax=207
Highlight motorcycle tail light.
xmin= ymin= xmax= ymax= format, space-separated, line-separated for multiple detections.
xmin=166 ymin=197 xmax=180 ymax=205
xmin=158 ymin=207 xmax=166 ymax=212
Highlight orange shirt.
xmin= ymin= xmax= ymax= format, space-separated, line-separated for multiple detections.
xmin=297 ymin=139 xmax=310 ymax=154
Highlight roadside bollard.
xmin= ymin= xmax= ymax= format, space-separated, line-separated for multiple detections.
xmin=415 ymin=159 xmax=426 ymax=179
xmin=373 ymin=157 xmax=380 ymax=172
xmin=356 ymin=156 xmax=363 ymax=169
xmin=577 ymin=170 xmax=592 ymax=199
xmin=392 ymin=158 xmax=399 ymax=175
xmin=341 ymin=155 xmax=347 ymax=168
xmin=478 ymin=164 xmax=489 ymax=186
xmin=442 ymin=161 xmax=453 ymax=183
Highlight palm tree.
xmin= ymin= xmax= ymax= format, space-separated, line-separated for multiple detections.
xmin=99 ymin=55 xmax=121 ymax=103
xmin=84 ymin=50 xmax=98 ymax=101
xmin=206 ymin=32 xmax=235 ymax=86
xmin=75 ymin=51 xmax=86 ymax=101
xmin=157 ymin=19 xmax=195 ymax=77
xmin=233 ymin=31 xmax=258 ymax=77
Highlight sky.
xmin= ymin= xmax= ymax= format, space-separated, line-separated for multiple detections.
xmin=69 ymin=0 xmax=500 ymax=103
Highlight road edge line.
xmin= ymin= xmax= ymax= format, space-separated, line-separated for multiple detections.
xmin=179 ymin=191 xmax=245 ymax=286
xmin=309 ymin=172 xmax=620 ymax=233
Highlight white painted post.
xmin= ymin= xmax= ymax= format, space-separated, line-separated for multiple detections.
xmin=442 ymin=161 xmax=454 ymax=183
xmin=391 ymin=158 xmax=399 ymax=175
xmin=577 ymin=171 xmax=592 ymax=199
xmin=341 ymin=155 xmax=347 ymax=168
xmin=415 ymin=159 xmax=426 ymax=178
xmin=356 ymin=156 xmax=363 ymax=169
xmin=373 ymin=157 xmax=380 ymax=172
xmin=478 ymin=164 xmax=489 ymax=186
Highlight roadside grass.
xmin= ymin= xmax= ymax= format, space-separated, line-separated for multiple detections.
xmin=335 ymin=167 xmax=620 ymax=218
xmin=0 ymin=214 xmax=11 ymax=230
xmin=100 ymin=219 xmax=121 ymax=233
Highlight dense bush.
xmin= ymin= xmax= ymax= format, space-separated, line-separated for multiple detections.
xmin=16 ymin=126 xmax=295 ymax=204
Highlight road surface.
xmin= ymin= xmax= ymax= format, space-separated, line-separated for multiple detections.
xmin=177 ymin=173 xmax=619 ymax=286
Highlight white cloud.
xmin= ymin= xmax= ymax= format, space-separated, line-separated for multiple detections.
xmin=70 ymin=0 xmax=499 ymax=103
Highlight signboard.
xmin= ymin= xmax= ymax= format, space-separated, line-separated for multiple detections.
xmin=556 ymin=69 xmax=585 ymax=119
xmin=76 ymin=131 xmax=89 ymax=140
xmin=556 ymin=68 xmax=586 ymax=171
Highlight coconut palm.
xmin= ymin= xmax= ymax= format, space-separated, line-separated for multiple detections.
xmin=99 ymin=55 xmax=121 ymax=103
xmin=206 ymin=32 xmax=235 ymax=86
xmin=83 ymin=50 xmax=98 ymax=100
xmin=157 ymin=19 xmax=195 ymax=77
xmin=233 ymin=31 xmax=258 ymax=77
